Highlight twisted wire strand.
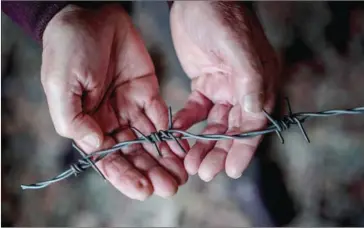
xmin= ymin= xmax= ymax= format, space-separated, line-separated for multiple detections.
xmin=20 ymin=100 xmax=364 ymax=190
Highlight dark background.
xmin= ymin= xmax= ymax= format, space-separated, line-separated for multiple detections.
xmin=2 ymin=1 xmax=364 ymax=226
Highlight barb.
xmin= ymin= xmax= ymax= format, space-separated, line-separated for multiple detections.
xmin=20 ymin=99 xmax=364 ymax=190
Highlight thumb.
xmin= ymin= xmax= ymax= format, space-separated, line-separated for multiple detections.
xmin=236 ymin=74 xmax=265 ymax=114
xmin=66 ymin=113 xmax=104 ymax=148
xmin=43 ymin=79 xmax=103 ymax=148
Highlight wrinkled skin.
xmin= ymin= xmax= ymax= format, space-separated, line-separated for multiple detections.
xmin=41 ymin=4 xmax=188 ymax=200
xmin=170 ymin=2 xmax=280 ymax=181
xmin=41 ymin=2 xmax=280 ymax=201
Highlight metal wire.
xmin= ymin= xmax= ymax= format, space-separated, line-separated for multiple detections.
xmin=20 ymin=99 xmax=364 ymax=190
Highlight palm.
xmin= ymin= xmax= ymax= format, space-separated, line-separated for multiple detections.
xmin=170 ymin=2 xmax=279 ymax=181
xmin=87 ymin=7 xmax=189 ymax=200
xmin=42 ymin=4 xmax=187 ymax=200
xmin=88 ymin=23 xmax=188 ymax=200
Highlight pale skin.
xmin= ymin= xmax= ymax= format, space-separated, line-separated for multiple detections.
xmin=41 ymin=2 xmax=279 ymax=200
xmin=170 ymin=2 xmax=280 ymax=181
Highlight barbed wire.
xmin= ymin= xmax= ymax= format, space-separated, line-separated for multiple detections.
xmin=20 ymin=99 xmax=364 ymax=190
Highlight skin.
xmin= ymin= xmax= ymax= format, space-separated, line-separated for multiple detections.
xmin=170 ymin=2 xmax=280 ymax=181
xmin=41 ymin=4 xmax=188 ymax=200
xmin=41 ymin=2 xmax=280 ymax=199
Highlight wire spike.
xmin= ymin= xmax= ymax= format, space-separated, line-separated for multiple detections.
xmin=262 ymin=110 xmax=285 ymax=143
xmin=131 ymin=127 xmax=162 ymax=157
xmin=277 ymin=131 xmax=285 ymax=144
xmin=263 ymin=109 xmax=282 ymax=132
xmin=168 ymin=106 xmax=173 ymax=130
xmin=20 ymin=100 xmax=364 ymax=190
xmin=285 ymin=97 xmax=293 ymax=115
xmin=294 ymin=118 xmax=310 ymax=143
xmin=154 ymin=143 xmax=163 ymax=157
xmin=169 ymin=133 xmax=187 ymax=154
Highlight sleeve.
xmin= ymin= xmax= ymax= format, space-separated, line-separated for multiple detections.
xmin=1 ymin=1 xmax=133 ymax=45
xmin=1 ymin=1 xmax=69 ymax=44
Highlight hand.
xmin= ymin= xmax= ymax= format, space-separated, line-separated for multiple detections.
xmin=170 ymin=2 xmax=280 ymax=181
xmin=41 ymin=4 xmax=188 ymax=200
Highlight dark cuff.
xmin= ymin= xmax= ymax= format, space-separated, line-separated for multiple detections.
xmin=2 ymin=1 xmax=134 ymax=45
xmin=2 ymin=1 xmax=69 ymax=44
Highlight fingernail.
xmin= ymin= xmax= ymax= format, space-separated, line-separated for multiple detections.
xmin=199 ymin=172 xmax=213 ymax=182
xmin=243 ymin=92 xmax=264 ymax=113
xmin=228 ymin=168 xmax=243 ymax=179
xmin=186 ymin=167 xmax=198 ymax=176
xmin=203 ymin=176 xmax=213 ymax=182
xmin=231 ymin=172 xmax=242 ymax=179
xmin=81 ymin=134 xmax=100 ymax=148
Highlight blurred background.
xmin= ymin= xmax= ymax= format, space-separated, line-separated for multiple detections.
xmin=2 ymin=1 xmax=364 ymax=226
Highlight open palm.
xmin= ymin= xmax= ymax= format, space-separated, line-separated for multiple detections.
xmin=170 ymin=2 xmax=280 ymax=181
xmin=41 ymin=4 xmax=187 ymax=200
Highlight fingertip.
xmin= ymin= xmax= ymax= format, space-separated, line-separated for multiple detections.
xmin=133 ymin=178 xmax=154 ymax=201
xmin=160 ymin=185 xmax=178 ymax=199
xmin=183 ymin=142 xmax=211 ymax=176
xmin=158 ymin=179 xmax=178 ymax=199
xmin=159 ymin=156 xmax=188 ymax=185
xmin=185 ymin=165 xmax=198 ymax=176
xmin=171 ymin=114 xmax=186 ymax=130
xmin=72 ymin=114 xmax=104 ymax=148
xmin=225 ymin=142 xmax=255 ymax=181
xmin=121 ymin=175 xmax=154 ymax=201
xmin=198 ymin=170 xmax=213 ymax=182
xmin=99 ymin=150 xmax=154 ymax=201
xmin=198 ymin=164 xmax=214 ymax=182
xmin=149 ymin=166 xmax=179 ymax=198
xmin=197 ymin=149 xmax=226 ymax=183
xmin=80 ymin=132 xmax=103 ymax=149
xmin=184 ymin=155 xmax=198 ymax=176
xmin=226 ymin=168 xmax=243 ymax=179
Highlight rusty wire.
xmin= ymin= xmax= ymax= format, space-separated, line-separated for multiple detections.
xmin=20 ymin=99 xmax=364 ymax=190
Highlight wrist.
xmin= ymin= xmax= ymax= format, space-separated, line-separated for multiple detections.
xmin=42 ymin=4 xmax=85 ymax=46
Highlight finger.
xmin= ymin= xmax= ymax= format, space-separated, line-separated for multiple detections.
xmin=144 ymin=95 xmax=189 ymax=158
xmin=172 ymin=90 xmax=213 ymax=131
xmin=114 ymin=128 xmax=180 ymax=197
xmin=197 ymin=141 xmax=230 ymax=182
xmin=42 ymin=79 xmax=103 ymax=148
xmin=156 ymin=142 xmax=188 ymax=185
xmin=126 ymin=147 xmax=186 ymax=194
xmin=114 ymin=80 xmax=187 ymax=188
xmin=76 ymin=135 xmax=153 ymax=201
xmin=197 ymin=124 xmax=242 ymax=182
xmin=197 ymin=105 xmax=240 ymax=182
xmin=225 ymin=138 xmax=258 ymax=179
xmin=127 ymin=109 xmax=161 ymax=154
xmin=225 ymin=96 xmax=274 ymax=178
xmin=184 ymin=103 xmax=231 ymax=175
xmin=125 ymin=110 xmax=188 ymax=186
